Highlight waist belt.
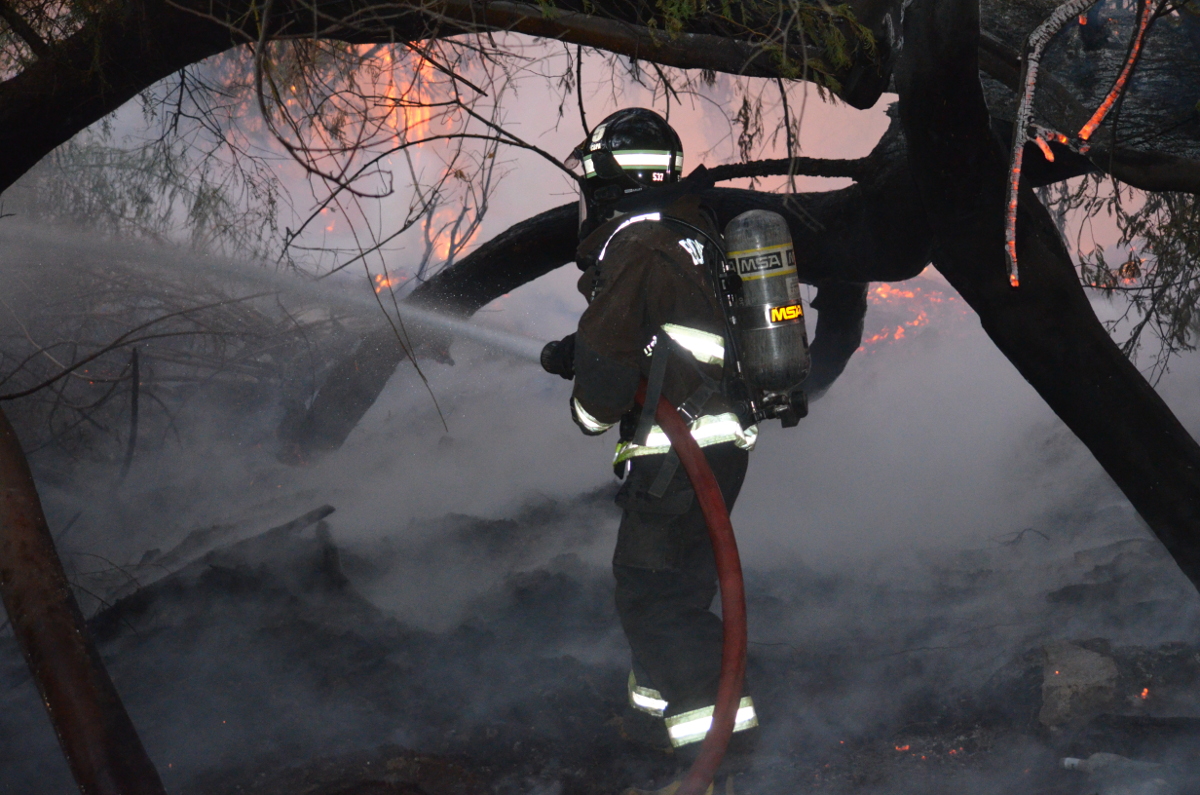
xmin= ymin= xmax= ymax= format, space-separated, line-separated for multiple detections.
xmin=615 ymin=327 xmax=756 ymax=495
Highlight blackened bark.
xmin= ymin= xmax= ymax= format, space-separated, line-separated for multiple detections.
xmin=805 ymin=282 xmax=869 ymax=398
xmin=693 ymin=112 xmax=935 ymax=285
xmin=0 ymin=408 xmax=166 ymax=795
xmin=895 ymin=0 xmax=1200 ymax=585
xmin=408 ymin=203 xmax=582 ymax=314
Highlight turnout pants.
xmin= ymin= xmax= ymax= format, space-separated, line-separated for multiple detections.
xmin=612 ymin=441 xmax=757 ymax=749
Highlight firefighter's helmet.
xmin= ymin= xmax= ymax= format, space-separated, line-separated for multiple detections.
xmin=570 ymin=109 xmax=684 ymax=231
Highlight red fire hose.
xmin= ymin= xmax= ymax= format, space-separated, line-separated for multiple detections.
xmin=635 ymin=383 xmax=747 ymax=795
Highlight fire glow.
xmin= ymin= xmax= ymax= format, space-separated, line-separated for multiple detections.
xmin=326 ymin=45 xmax=480 ymax=264
xmin=374 ymin=273 xmax=405 ymax=293
xmin=856 ymin=274 xmax=962 ymax=354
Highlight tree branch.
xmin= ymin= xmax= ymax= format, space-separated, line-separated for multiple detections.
xmin=895 ymin=0 xmax=1200 ymax=588
xmin=0 ymin=407 xmax=166 ymax=794
xmin=703 ymin=155 xmax=870 ymax=183
xmin=0 ymin=0 xmax=51 ymax=59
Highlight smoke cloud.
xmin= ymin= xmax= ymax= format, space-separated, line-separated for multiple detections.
xmin=3 ymin=94 xmax=1200 ymax=794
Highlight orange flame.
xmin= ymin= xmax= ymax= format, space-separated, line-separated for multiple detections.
xmin=374 ymin=273 xmax=405 ymax=293
xmin=857 ymin=277 xmax=951 ymax=353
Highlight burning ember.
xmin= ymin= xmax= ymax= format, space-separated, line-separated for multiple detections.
xmin=374 ymin=273 xmax=406 ymax=293
xmin=1079 ymin=0 xmax=1155 ymax=141
xmin=856 ymin=270 xmax=966 ymax=354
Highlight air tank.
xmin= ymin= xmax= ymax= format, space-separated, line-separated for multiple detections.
xmin=723 ymin=210 xmax=810 ymax=393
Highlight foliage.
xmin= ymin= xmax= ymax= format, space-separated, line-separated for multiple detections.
xmin=646 ymin=0 xmax=875 ymax=92
xmin=1042 ymin=174 xmax=1200 ymax=381
xmin=0 ymin=236 xmax=364 ymax=462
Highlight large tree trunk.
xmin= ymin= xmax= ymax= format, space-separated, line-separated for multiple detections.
xmin=895 ymin=0 xmax=1200 ymax=585
xmin=0 ymin=408 xmax=166 ymax=795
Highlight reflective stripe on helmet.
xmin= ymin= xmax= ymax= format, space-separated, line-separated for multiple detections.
xmin=664 ymin=697 xmax=758 ymax=747
xmin=662 ymin=323 xmax=724 ymax=366
xmin=573 ymin=398 xmax=616 ymax=434
xmin=610 ymin=150 xmax=683 ymax=172
xmin=613 ymin=413 xmax=757 ymax=464
xmin=627 ymin=672 xmax=668 ymax=717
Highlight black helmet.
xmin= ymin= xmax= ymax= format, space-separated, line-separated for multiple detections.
xmin=570 ymin=109 xmax=684 ymax=231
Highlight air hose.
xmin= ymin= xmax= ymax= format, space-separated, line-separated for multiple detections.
xmin=635 ymin=382 xmax=747 ymax=795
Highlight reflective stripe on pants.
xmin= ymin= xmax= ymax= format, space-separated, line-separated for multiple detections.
xmin=628 ymin=671 xmax=757 ymax=748
xmin=664 ymin=697 xmax=758 ymax=748
xmin=627 ymin=671 xmax=668 ymax=717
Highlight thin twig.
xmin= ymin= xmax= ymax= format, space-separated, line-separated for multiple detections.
xmin=118 ymin=348 xmax=140 ymax=483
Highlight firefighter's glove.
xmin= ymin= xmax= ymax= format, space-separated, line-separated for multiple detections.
xmin=540 ymin=333 xmax=576 ymax=380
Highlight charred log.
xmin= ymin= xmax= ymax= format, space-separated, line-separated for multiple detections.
xmin=895 ymin=0 xmax=1200 ymax=587
xmin=408 ymin=203 xmax=582 ymax=315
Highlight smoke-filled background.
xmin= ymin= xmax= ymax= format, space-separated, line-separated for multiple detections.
xmin=3 ymin=46 xmax=1200 ymax=795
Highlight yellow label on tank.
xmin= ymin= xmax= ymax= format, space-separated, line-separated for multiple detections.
xmin=769 ymin=304 xmax=804 ymax=322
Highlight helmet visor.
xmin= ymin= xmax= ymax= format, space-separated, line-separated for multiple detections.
xmin=564 ymin=136 xmax=588 ymax=172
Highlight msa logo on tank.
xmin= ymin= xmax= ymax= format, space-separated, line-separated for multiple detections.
xmin=769 ymin=303 xmax=804 ymax=323
xmin=730 ymin=244 xmax=796 ymax=280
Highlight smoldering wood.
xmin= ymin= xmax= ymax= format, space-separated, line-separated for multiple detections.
xmin=894 ymin=0 xmax=1200 ymax=589
xmin=8 ymin=482 xmax=1200 ymax=792
xmin=77 ymin=504 xmax=340 ymax=619
xmin=976 ymin=2 xmax=1200 ymax=194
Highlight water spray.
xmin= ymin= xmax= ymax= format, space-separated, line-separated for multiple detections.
xmin=377 ymin=303 xmax=546 ymax=364
xmin=166 ymin=254 xmax=549 ymax=365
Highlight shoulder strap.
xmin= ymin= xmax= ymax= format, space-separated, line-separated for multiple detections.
xmin=633 ymin=331 xmax=671 ymax=446
xmin=597 ymin=212 xmax=664 ymax=262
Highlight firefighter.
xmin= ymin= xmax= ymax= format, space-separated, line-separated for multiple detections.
xmin=541 ymin=108 xmax=759 ymax=781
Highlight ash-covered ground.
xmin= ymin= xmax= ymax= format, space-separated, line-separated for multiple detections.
xmin=2 ymin=229 xmax=1200 ymax=795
